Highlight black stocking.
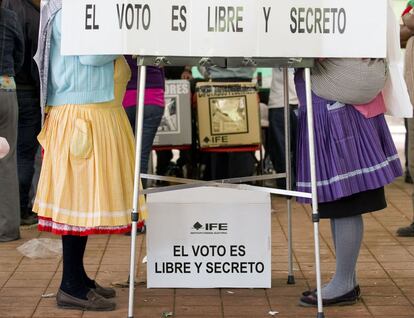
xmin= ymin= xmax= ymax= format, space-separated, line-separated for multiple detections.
xmin=78 ymin=236 xmax=96 ymax=288
xmin=60 ymin=235 xmax=90 ymax=299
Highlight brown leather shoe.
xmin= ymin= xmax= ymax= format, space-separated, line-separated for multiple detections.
xmin=56 ymin=289 xmax=116 ymax=311
xmin=94 ymin=282 xmax=116 ymax=298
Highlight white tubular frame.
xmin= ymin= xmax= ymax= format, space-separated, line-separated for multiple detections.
xmin=283 ymin=67 xmax=295 ymax=285
xmin=127 ymin=60 xmax=324 ymax=318
xmin=128 ymin=61 xmax=147 ymax=318
xmin=304 ymin=68 xmax=324 ymax=316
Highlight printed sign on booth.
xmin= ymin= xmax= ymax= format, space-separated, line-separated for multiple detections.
xmin=61 ymin=0 xmax=387 ymax=58
xmin=146 ymin=187 xmax=271 ymax=288
xmin=153 ymin=80 xmax=192 ymax=146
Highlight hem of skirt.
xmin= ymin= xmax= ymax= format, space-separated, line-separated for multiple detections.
xmin=296 ymin=171 xmax=401 ymax=204
xmin=318 ymin=187 xmax=387 ymax=218
xmin=319 ymin=204 xmax=387 ymax=219
xmin=33 ymin=201 xmax=133 ymax=222
xmin=37 ymin=217 xmax=132 ymax=236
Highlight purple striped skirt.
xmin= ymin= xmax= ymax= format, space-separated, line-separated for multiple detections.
xmin=295 ymin=71 xmax=402 ymax=204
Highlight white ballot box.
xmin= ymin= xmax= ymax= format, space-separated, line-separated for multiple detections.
xmin=146 ymin=186 xmax=271 ymax=288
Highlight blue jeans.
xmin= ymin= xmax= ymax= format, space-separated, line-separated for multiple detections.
xmin=268 ymin=107 xmax=298 ymax=189
xmin=16 ymin=90 xmax=41 ymax=216
xmin=125 ymin=105 xmax=164 ymax=178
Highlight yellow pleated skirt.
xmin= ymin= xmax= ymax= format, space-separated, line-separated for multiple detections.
xmin=33 ymin=101 xmax=147 ymax=236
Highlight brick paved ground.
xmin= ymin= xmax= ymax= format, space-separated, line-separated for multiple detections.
xmin=0 ymin=178 xmax=414 ymax=318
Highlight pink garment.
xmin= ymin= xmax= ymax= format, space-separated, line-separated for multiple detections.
xmin=353 ymin=93 xmax=386 ymax=119
xmin=123 ymin=88 xmax=165 ymax=108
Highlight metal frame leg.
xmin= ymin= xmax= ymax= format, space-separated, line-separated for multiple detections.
xmin=304 ymin=68 xmax=324 ymax=317
xmin=128 ymin=61 xmax=147 ymax=318
xmin=283 ymin=67 xmax=295 ymax=285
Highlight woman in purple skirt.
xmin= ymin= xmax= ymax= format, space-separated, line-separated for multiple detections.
xmin=295 ymin=69 xmax=402 ymax=306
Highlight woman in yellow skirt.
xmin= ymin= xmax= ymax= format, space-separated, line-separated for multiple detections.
xmin=34 ymin=1 xmax=145 ymax=311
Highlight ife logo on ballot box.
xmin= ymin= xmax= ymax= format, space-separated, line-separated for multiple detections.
xmin=146 ymin=187 xmax=271 ymax=288
xmin=61 ymin=0 xmax=387 ymax=58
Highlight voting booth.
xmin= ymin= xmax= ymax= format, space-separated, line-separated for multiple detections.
xmin=61 ymin=0 xmax=389 ymax=317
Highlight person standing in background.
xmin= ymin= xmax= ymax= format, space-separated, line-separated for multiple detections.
xmin=2 ymin=0 xmax=40 ymax=226
xmin=0 ymin=0 xmax=25 ymax=241
xmin=397 ymin=6 xmax=414 ymax=236
xmin=267 ymin=68 xmax=298 ymax=189
xmin=123 ymin=56 xmax=165 ymax=186
xmin=0 ymin=137 xmax=10 ymax=159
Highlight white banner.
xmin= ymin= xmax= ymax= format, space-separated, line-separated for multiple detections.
xmin=146 ymin=187 xmax=271 ymax=288
xmin=61 ymin=0 xmax=387 ymax=58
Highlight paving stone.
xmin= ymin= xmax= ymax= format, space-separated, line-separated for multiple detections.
xmin=175 ymin=288 xmax=220 ymax=296
xmin=175 ymin=305 xmax=222 ymax=316
xmin=0 ymin=287 xmax=44 ymax=297
xmin=0 ymin=296 xmax=39 ymax=309
xmin=10 ymin=271 xmax=54 ymax=280
xmin=367 ymin=305 xmax=414 ymax=316
xmin=32 ymin=306 xmax=83 ymax=318
xmin=136 ymin=295 xmax=174 ymax=307
xmin=82 ymin=309 xmax=128 ymax=318
xmin=15 ymin=264 xmax=59 ymax=272
xmin=362 ymin=295 xmax=412 ymax=306
xmin=222 ymin=295 xmax=269 ymax=307
xmin=362 ymin=285 xmax=403 ymax=297
xmin=175 ymin=295 xmax=221 ymax=306
xmin=0 ymin=264 xmax=18 ymax=272
xmin=3 ymin=279 xmax=50 ymax=288
xmin=223 ymin=305 xmax=272 ymax=317
xmin=0 ymin=307 xmax=35 ymax=317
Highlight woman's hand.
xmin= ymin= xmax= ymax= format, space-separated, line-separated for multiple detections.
xmin=0 ymin=137 xmax=10 ymax=159
xmin=401 ymin=24 xmax=414 ymax=48
xmin=403 ymin=12 xmax=414 ymax=31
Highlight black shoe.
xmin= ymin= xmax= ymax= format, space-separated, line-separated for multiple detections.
xmin=299 ymin=286 xmax=360 ymax=307
xmin=405 ymin=173 xmax=413 ymax=184
xmin=302 ymin=285 xmax=361 ymax=298
xmin=20 ymin=213 xmax=38 ymax=226
xmin=397 ymin=223 xmax=414 ymax=237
